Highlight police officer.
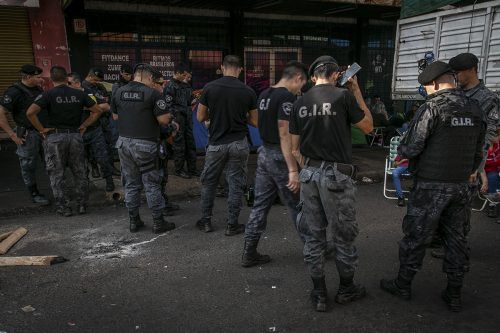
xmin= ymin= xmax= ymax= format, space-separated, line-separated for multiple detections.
xmin=0 ymin=65 xmax=50 ymax=205
xmin=289 ymin=56 xmax=373 ymax=311
xmin=241 ymin=61 xmax=309 ymax=268
xmin=197 ymin=55 xmax=258 ymax=234
xmin=83 ymin=68 xmax=120 ymax=177
xmin=430 ymin=54 xmax=499 ymax=259
xmin=112 ymin=64 xmax=133 ymax=95
xmin=450 ymin=53 xmax=499 ymax=148
xmin=164 ymin=62 xmax=198 ymax=179
xmin=152 ymin=70 xmax=181 ymax=215
xmin=380 ymin=61 xmax=485 ymax=313
xmin=26 ymin=66 xmax=102 ymax=216
xmin=68 ymin=72 xmax=115 ymax=192
xmin=111 ymin=63 xmax=176 ymax=234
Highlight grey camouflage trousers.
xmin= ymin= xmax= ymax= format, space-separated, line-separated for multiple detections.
xmin=83 ymin=126 xmax=113 ymax=179
xmin=399 ymin=181 xmax=473 ymax=282
xmin=43 ymin=132 xmax=88 ymax=207
xmin=116 ymin=136 xmax=165 ymax=218
xmin=16 ymin=128 xmax=44 ymax=188
xmin=200 ymin=137 xmax=249 ymax=224
xmin=245 ymin=145 xmax=307 ymax=242
xmin=299 ymin=164 xmax=359 ymax=278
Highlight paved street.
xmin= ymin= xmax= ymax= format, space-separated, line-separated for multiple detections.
xmin=1 ymin=183 xmax=499 ymax=333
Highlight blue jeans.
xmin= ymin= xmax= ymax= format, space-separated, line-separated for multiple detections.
xmin=487 ymin=171 xmax=499 ymax=194
xmin=392 ymin=166 xmax=408 ymax=198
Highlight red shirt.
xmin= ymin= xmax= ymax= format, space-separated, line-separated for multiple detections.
xmin=485 ymin=143 xmax=500 ymax=173
xmin=395 ymin=155 xmax=409 ymax=168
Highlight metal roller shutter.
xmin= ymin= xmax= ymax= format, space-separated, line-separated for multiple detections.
xmin=0 ymin=6 xmax=34 ymax=137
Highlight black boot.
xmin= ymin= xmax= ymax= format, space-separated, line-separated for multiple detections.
xmin=152 ymin=215 xmax=176 ymax=234
xmin=241 ymin=240 xmax=271 ymax=268
xmin=310 ymin=276 xmax=328 ymax=312
xmin=105 ymin=176 xmax=115 ymax=192
xmin=442 ymin=274 xmax=463 ymax=312
xmin=91 ymin=161 xmax=101 ymax=178
xmin=335 ymin=276 xmax=366 ymax=304
xmin=442 ymin=288 xmax=462 ymax=312
xmin=196 ymin=218 xmax=213 ymax=233
xmin=56 ymin=205 xmax=73 ymax=217
xmin=380 ymin=275 xmax=412 ymax=300
xmin=29 ymin=184 xmax=50 ymax=205
xmin=129 ymin=212 xmax=145 ymax=233
xmin=175 ymin=170 xmax=191 ymax=179
xmin=225 ymin=223 xmax=245 ymax=236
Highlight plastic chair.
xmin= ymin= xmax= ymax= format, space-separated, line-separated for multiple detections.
xmin=383 ymin=136 xmax=411 ymax=199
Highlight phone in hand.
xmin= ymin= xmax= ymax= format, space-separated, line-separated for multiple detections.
xmin=338 ymin=62 xmax=362 ymax=87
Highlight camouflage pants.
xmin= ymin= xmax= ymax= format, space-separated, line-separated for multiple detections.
xmin=15 ymin=128 xmax=44 ymax=188
xmin=200 ymin=137 xmax=249 ymax=224
xmin=299 ymin=164 xmax=359 ymax=278
xmin=116 ymin=136 xmax=165 ymax=218
xmin=101 ymin=114 xmax=118 ymax=165
xmin=398 ymin=181 xmax=473 ymax=281
xmin=245 ymin=146 xmax=308 ymax=242
xmin=173 ymin=112 xmax=197 ymax=173
xmin=83 ymin=126 xmax=113 ymax=178
xmin=43 ymin=133 xmax=88 ymax=207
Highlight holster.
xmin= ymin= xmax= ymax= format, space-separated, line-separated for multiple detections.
xmin=16 ymin=126 xmax=27 ymax=139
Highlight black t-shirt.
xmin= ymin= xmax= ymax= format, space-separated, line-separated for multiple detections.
xmin=199 ymin=76 xmax=257 ymax=145
xmin=81 ymin=86 xmax=105 ymax=130
xmin=34 ymin=85 xmax=96 ymax=129
xmin=257 ymin=87 xmax=295 ymax=145
xmin=111 ymin=81 xmax=169 ymax=141
xmin=289 ymin=84 xmax=365 ymax=164
xmin=1 ymin=82 xmax=47 ymax=128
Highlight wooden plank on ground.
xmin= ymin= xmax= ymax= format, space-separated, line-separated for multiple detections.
xmin=0 ymin=231 xmax=13 ymax=242
xmin=0 ymin=227 xmax=28 ymax=255
xmin=0 ymin=256 xmax=67 ymax=266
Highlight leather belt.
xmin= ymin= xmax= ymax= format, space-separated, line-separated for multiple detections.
xmin=305 ymin=158 xmax=356 ymax=178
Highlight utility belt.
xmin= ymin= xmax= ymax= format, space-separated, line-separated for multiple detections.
xmin=304 ymin=158 xmax=356 ymax=178
xmin=46 ymin=128 xmax=80 ymax=135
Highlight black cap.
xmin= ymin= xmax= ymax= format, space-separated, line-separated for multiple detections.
xmin=418 ymin=61 xmax=454 ymax=85
xmin=20 ymin=64 xmax=43 ymax=75
xmin=308 ymin=55 xmax=339 ymax=77
xmin=449 ymin=53 xmax=479 ymax=71
xmin=89 ymin=68 xmax=105 ymax=80
xmin=120 ymin=64 xmax=133 ymax=74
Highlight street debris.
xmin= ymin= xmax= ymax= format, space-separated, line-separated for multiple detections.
xmin=0 ymin=256 xmax=67 ymax=267
xmin=21 ymin=305 xmax=35 ymax=313
xmin=0 ymin=227 xmax=28 ymax=255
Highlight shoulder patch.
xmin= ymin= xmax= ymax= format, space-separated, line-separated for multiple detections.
xmin=156 ymin=99 xmax=167 ymax=110
xmin=34 ymin=94 xmax=43 ymax=102
xmin=165 ymin=95 xmax=173 ymax=103
xmin=2 ymin=94 xmax=12 ymax=104
xmin=282 ymin=102 xmax=293 ymax=116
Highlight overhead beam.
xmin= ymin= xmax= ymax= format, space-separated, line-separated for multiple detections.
xmin=309 ymin=0 xmax=401 ymax=7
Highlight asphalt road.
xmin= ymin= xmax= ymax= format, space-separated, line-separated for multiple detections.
xmin=0 ymin=183 xmax=499 ymax=333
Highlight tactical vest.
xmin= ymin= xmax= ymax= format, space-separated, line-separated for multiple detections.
xmin=416 ymin=91 xmax=482 ymax=182
xmin=11 ymin=82 xmax=45 ymax=128
xmin=115 ymin=82 xmax=160 ymax=141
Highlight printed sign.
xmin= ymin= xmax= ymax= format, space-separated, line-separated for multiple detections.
xmin=92 ymin=48 xmax=137 ymax=82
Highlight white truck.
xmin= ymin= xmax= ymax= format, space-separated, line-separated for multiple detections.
xmin=392 ymin=0 xmax=500 ymax=100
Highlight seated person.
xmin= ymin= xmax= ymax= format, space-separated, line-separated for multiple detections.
xmin=370 ymin=95 xmax=389 ymax=127
xmin=484 ymin=134 xmax=500 ymax=200
xmin=392 ymin=154 xmax=409 ymax=206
